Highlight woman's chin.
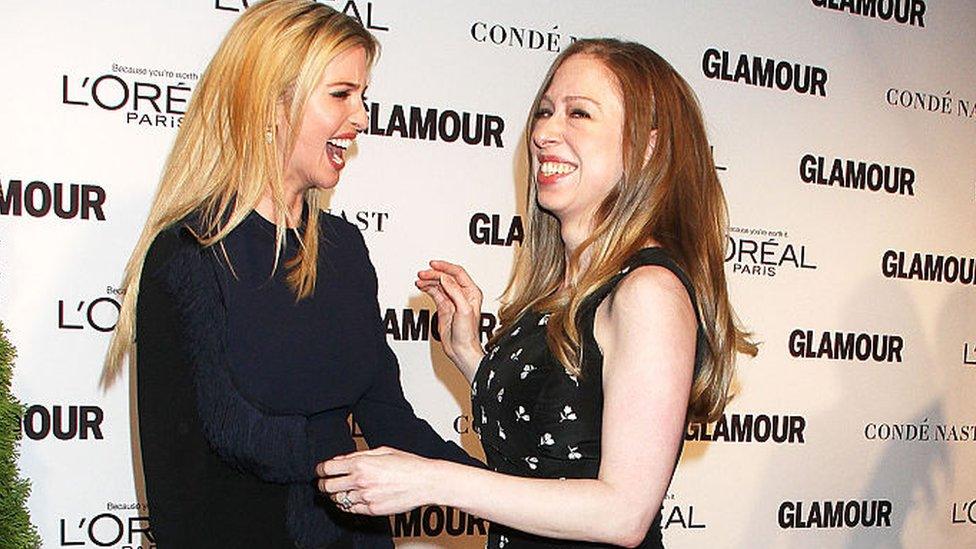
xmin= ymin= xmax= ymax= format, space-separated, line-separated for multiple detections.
xmin=310 ymin=175 xmax=341 ymax=191
xmin=536 ymin=193 xmax=571 ymax=219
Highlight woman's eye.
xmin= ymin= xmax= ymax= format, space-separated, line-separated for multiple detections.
xmin=569 ymin=109 xmax=590 ymax=119
xmin=533 ymin=108 xmax=553 ymax=119
xmin=330 ymin=90 xmax=351 ymax=99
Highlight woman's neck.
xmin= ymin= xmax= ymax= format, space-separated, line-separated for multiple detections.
xmin=558 ymin=213 xmax=663 ymax=287
xmin=255 ymin=186 xmax=305 ymax=228
xmin=560 ymin=215 xmax=593 ymax=286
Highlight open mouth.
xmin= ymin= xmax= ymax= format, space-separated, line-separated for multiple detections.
xmin=539 ymin=161 xmax=577 ymax=176
xmin=536 ymin=158 xmax=578 ymax=184
xmin=326 ymin=137 xmax=353 ymax=169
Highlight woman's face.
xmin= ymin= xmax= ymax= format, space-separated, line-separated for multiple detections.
xmin=279 ymin=46 xmax=369 ymax=192
xmin=530 ymin=54 xmax=625 ymax=224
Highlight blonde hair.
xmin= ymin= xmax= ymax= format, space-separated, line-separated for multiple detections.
xmin=102 ymin=0 xmax=378 ymax=386
xmin=494 ymin=39 xmax=757 ymax=423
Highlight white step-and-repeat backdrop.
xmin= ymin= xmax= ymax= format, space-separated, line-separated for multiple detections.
xmin=1 ymin=1 xmax=974 ymax=547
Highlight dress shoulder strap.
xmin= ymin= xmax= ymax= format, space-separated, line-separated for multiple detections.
xmin=582 ymin=248 xmax=698 ymax=316
xmin=578 ymin=247 xmax=705 ymax=376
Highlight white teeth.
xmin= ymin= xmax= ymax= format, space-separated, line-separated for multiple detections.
xmin=539 ymin=161 xmax=577 ymax=176
xmin=327 ymin=138 xmax=351 ymax=166
xmin=327 ymin=138 xmax=352 ymax=149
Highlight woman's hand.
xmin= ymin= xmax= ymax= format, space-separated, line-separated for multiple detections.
xmin=415 ymin=260 xmax=485 ymax=381
xmin=316 ymin=447 xmax=439 ymax=516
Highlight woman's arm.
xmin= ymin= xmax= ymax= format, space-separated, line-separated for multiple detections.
xmin=415 ymin=260 xmax=486 ymax=383
xmin=347 ymin=226 xmax=482 ymax=467
xmin=141 ymin=228 xmax=317 ymax=484
xmin=321 ymin=265 xmax=696 ymax=547
xmin=350 ymin=341 xmax=482 ymax=467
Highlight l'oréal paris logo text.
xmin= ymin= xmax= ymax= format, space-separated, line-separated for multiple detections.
xmin=661 ymin=494 xmax=707 ymax=530
xmin=964 ymin=343 xmax=976 ymax=366
xmin=58 ymin=508 xmax=153 ymax=548
xmin=952 ymin=499 xmax=976 ymax=525
xmin=62 ymin=64 xmax=198 ymax=129
xmin=726 ymin=226 xmax=817 ymax=278
xmin=215 ymin=1 xmax=390 ymax=32
xmin=58 ymin=289 xmax=123 ymax=332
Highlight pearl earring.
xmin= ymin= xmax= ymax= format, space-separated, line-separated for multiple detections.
xmin=264 ymin=126 xmax=274 ymax=144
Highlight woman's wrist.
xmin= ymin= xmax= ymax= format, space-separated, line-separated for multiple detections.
xmin=445 ymin=341 xmax=485 ymax=378
xmin=459 ymin=342 xmax=486 ymax=371
xmin=428 ymin=459 xmax=462 ymax=508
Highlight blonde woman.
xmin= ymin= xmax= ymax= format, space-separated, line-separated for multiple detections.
xmin=103 ymin=1 xmax=476 ymax=547
xmin=317 ymin=39 xmax=757 ymax=548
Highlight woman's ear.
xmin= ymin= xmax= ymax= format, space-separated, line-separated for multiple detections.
xmin=275 ymin=85 xmax=296 ymax=133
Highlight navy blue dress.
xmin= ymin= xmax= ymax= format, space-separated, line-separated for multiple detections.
xmin=470 ymin=248 xmax=703 ymax=548
xmin=137 ymin=210 xmax=478 ymax=548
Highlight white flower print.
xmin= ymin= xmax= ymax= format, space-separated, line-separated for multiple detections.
xmin=510 ymin=348 xmax=523 ymax=362
xmin=499 ymin=535 xmax=509 ymax=548
xmin=538 ymin=314 xmax=551 ymax=325
xmin=524 ymin=456 xmax=539 ymax=470
xmin=520 ymin=364 xmax=536 ymax=380
xmin=511 ymin=326 xmax=521 ymax=337
xmin=567 ymin=446 xmax=582 ymax=460
xmin=497 ymin=421 xmax=506 ymax=440
xmin=620 ymin=265 xmax=632 ymax=275
xmin=515 ymin=406 xmax=530 ymax=422
xmin=488 ymin=346 xmax=499 ymax=361
xmin=559 ymin=405 xmax=578 ymax=422
xmin=481 ymin=406 xmax=487 ymax=426
xmin=486 ymin=370 xmax=495 ymax=389
xmin=565 ymin=371 xmax=579 ymax=387
xmin=471 ymin=380 xmax=478 ymax=396
xmin=496 ymin=388 xmax=505 ymax=402
xmin=539 ymin=432 xmax=555 ymax=446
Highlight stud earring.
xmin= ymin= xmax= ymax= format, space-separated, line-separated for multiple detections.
xmin=264 ymin=126 xmax=274 ymax=144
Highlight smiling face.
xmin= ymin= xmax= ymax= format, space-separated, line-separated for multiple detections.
xmin=530 ymin=54 xmax=626 ymax=226
xmin=278 ymin=45 xmax=369 ymax=192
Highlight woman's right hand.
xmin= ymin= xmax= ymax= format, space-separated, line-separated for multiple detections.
xmin=415 ymin=260 xmax=485 ymax=382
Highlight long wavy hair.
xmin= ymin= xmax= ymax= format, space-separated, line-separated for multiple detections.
xmin=493 ymin=39 xmax=757 ymax=423
xmin=101 ymin=0 xmax=378 ymax=385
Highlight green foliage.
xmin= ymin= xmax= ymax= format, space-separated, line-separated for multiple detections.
xmin=0 ymin=321 xmax=41 ymax=549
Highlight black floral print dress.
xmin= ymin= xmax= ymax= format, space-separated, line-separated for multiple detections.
xmin=471 ymin=248 xmax=704 ymax=548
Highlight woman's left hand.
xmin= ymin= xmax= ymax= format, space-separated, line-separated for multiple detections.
xmin=316 ymin=447 xmax=437 ymax=516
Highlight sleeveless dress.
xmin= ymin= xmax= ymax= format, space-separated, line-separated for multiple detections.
xmin=470 ymin=247 xmax=705 ymax=548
